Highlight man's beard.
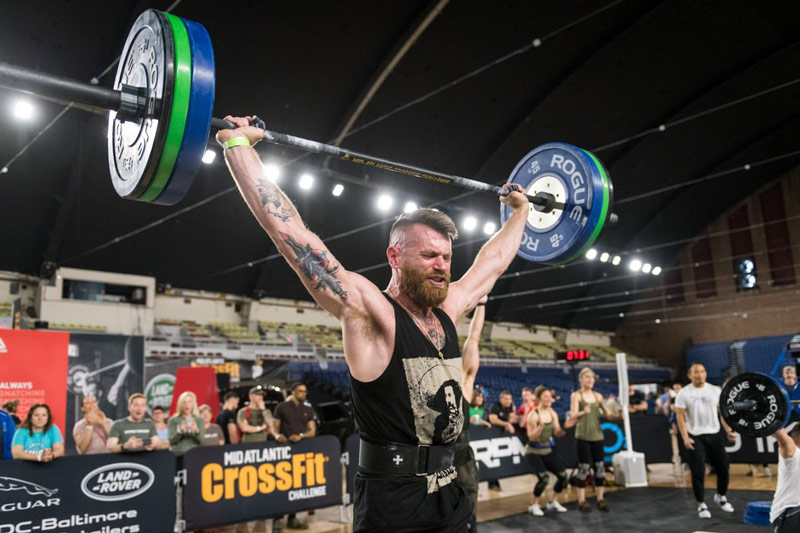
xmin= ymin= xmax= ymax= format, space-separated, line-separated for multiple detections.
xmin=400 ymin=264 xmax=450 ymax=308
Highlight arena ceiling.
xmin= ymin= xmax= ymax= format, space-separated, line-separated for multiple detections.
xmin=1 ymin=0 xmax=799 ymax=331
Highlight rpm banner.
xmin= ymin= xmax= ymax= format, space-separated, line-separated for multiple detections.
xmin=0 ymin=329 xmax=68 ymax=435
xmin=66 ymin=335 xmax=145 ymax=455
xmin=182 ymin=436 xmax=342 ymax=530
xmin=0 ymin=450 xmax=175 ymax=533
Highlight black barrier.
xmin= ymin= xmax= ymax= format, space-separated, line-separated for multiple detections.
xmin=182 ymin=436 xmax=342 ymax=530
xmin=344 ymin=434 xmax=359 ymax=501
xmin=0 ymin=450 xmax=175 ymax=533
xmin=677 ymin=430 xmax=781 ymax=464
xmin=470 ymin=416 xmax=672 ymax=481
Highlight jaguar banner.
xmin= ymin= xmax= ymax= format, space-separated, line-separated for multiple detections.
xmin=0 ymin=450 xmax=175 ymax=533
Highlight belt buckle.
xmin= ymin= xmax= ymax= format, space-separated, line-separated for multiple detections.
xmin=416 ymin=444 xmax=430 ymax=476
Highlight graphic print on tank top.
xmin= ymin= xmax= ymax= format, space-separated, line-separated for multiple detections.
xmin=402 ymin=355 xmax=464 ymax=493
xmin=402 ymin=357 xmax=465 ymax=445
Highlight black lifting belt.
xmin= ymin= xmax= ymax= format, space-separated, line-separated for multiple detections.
xmin=358 ymin=439 xmax=456 ymax=476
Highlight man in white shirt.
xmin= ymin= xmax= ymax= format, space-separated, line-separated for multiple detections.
xmin=674 ymin=363 xmax=736 ymax=519
xmin=771 ymin=422 xmax=800 ymax=532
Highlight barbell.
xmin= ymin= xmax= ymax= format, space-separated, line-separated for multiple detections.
xmin=0 ymin=9 xmax=617 ymax=264
xmin=719 ymin=372 xmax=800 ymax=438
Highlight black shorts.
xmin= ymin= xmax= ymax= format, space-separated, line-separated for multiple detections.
xmin=577 ymin=439 xmax=604 ymax=464
xmin=526 ymin=450 xmax=566 ymax=475
xmin=353 ymin=472 xmax=472 ymax=533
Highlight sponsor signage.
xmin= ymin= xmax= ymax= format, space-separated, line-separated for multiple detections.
xmin=0 ymin=330 xmax=68 ymax=434
xmin=0 ymin=451 xmax=174 ymax=533
xmin=144 ymin=373 xmax=175 ymax=411
xmin=182 ymin=436 xmax=342 ymax=530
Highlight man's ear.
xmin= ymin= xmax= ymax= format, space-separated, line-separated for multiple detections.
xmin=387 ymin=245 xmax=402 ymax=269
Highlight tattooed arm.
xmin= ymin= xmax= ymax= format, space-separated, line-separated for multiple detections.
xmin=216 ymin=118 xmax=393 ymax=378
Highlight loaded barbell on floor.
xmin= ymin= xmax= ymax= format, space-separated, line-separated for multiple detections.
xmin=719 ymin=372 xmax=800 ymax=438
xmin=0 ymin=9 xmax=617 ymax=264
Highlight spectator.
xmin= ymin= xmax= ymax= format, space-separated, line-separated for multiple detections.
xmin=517 ymin=387 xmax=535 ymax=430
xmin=273 ymin=382 xmax=318 ymax=530
xmin=1 ymin=408 xmax=17 ymax=460
xmin=73 ymin=396 xmax=113 ymax=455
xmin=237 ymin=386 xmax=274 ymax=442
xmin=468 ymin=390 xmax=491 ymax=428
xmin=168 ymin=391 xmax=205 ymax=456
xmin=151 ymin=405 xmax=170 ymax=446
xmin=274 ymin=382 xmax=317 ymax=444
xmin=199 ymin=404 xmax=225 ymax=446
xmin=783 ymin=366 xmax=797 ymax=390
xmin=487 ymin=390 xmax=518 ymax=490
xmin=216 ymin=391 xmax=241 ymax=444
xmin=628 ymin=386 xmax=648 ymax=415
xmin=107 ymin=393 xmax=160 ymax=453
xmin=2 ymin=400 xmax=21 ymax=426
xmin=11 ymin=403 xmax=64 ymax=462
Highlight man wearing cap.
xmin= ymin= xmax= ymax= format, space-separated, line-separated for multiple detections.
xmin=771 ymin=422 xmax=800 ymax=532
xmin=237 ymin=386 xmax=275 ymax=443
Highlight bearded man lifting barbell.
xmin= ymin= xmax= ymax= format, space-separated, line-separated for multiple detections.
xmin=217 ymin=116 xmax=529 ymax=532
xmin=674 ymin=363 xmax=736 ymax=520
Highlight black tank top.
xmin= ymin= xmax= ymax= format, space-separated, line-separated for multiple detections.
xmin=349 ymin=294 xmax=472 ymax=532
xmin=350 ymin=293 xmax=465 ymax=447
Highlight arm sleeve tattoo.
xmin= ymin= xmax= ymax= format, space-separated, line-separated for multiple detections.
xmin=279 ymin=232 xmax=348 ymax=300
xmin=257 ymin=178 xmax=296 ymax=222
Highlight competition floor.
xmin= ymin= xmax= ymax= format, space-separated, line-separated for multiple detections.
xmin=223 ymin=464 xmax=778 ymax=532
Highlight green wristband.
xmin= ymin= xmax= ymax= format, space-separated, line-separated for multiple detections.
xmin=224 ymin=136 xmax=251 ymax=151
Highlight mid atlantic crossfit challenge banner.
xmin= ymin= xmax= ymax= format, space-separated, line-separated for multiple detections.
xmin=0 ymin=329 xmax=68 ymax=434
xmin=182 ymin=436 xmax=342 ymax=530
xmin=66 ymin=334 xmax=145 ymax=455
xmin=0 ymin=450 xmax=175 ymax=533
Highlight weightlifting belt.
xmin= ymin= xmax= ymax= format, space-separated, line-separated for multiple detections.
xmin=358 ymin=438 xmax=455 ymax=476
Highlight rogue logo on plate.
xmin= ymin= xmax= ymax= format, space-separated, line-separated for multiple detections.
xmin=81 ymin=463 xmax=154 ymax=502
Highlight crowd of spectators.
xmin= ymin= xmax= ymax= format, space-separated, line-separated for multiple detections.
xmin=0 ymin=381 xmax=319 ymax=532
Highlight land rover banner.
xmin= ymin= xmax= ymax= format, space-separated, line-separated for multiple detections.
xmin=0 ymin=450 xmax=175 ymax=533
xmin=182 ymin=436 xmax=342 ymax=530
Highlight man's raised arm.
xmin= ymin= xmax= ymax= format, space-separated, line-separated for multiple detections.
xmin=446 ymin=185 xmax=529 ymax=318
xmin=462 ymin=295 xmax=487 ymax=402
xmin=216 ymin=116 xmax=380 ymax=320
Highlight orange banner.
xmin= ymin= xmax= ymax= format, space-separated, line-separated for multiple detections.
xmin=0 ymin=329 xmax=69 ymax=434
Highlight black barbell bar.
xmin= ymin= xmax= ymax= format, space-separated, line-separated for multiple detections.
xmin=732 ymin=398 xmax=800 ymax=411
xmin=0 ymin=61 xmax=569 ymax=212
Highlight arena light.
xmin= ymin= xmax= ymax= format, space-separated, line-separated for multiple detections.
xmin=403 ymin=201 xmax=418 ymax=213
xmin=629 ymin=259 xmax=642 ymax=272
xmin=641 ymin=263 xmax=652 ymax=274
xmin=331 ymin=184 xmax=344 ymax=197
xmin=376 ymin=193 xmax=394 ymax=211
xmin=652 ymin=266 xmax=662 ymax=276
xmin=586 ymin=248 xmax=598 ymax=260
xmin=263 ymin=163 xmax=281 ymax=182
xmin=600 ymin=252 xmax=610 ymax=263
xmin=483 ymin=221 xmax=497 ymax=235
xmin=201 ymin=149 xmax=216 ymax=164
xmin=12 ymin=99 xmax=34 ymax=121
xmin=462 ymin=215 xmax=478 ymax=232
xmin=612 ymin=255 xmax=621 ymax=266
xmin=298 ymin=173 xmax=314 ymax=190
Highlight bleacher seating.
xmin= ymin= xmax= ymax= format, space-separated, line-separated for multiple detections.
xmin=211 ymin=322 xmax=260 ymax=343
xmin=686 ymin=334 xmax=795 ymax=384
xmin=49 ymin=322 xmax=106 ymax=332
xmin=290 ymin=361 xmax=672 ymax=417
